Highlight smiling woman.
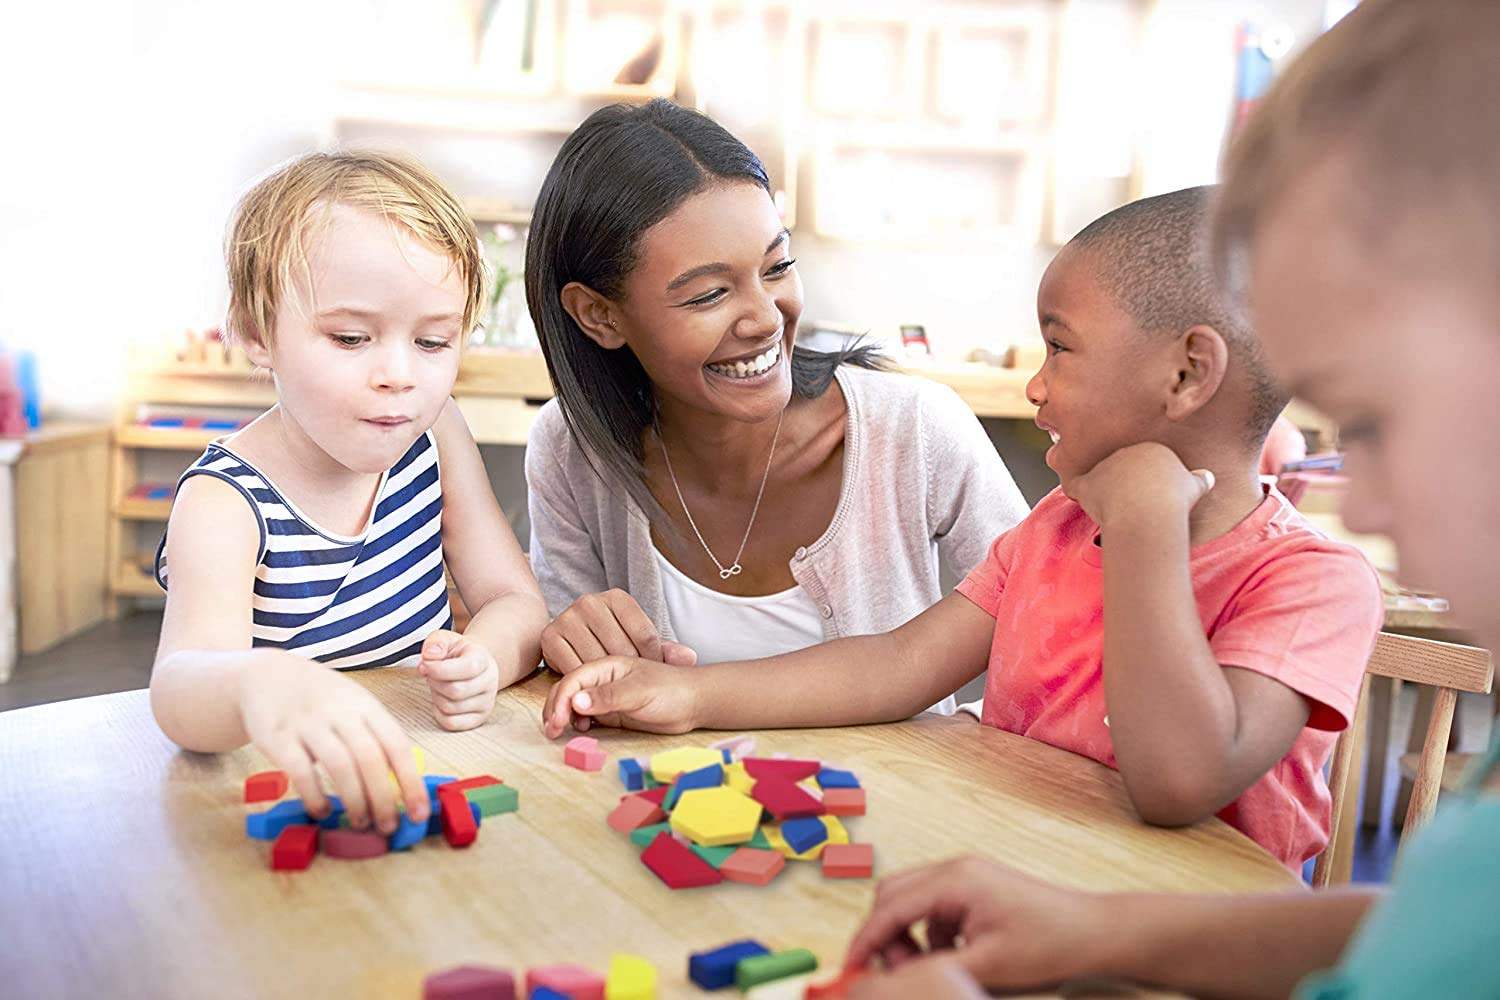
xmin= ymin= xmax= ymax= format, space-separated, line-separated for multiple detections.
xmin=523 ymin=99 xmax=1029 ymax=703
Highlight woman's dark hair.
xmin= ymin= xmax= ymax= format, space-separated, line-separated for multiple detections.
xmin=525 ymin=98 xmax=884 ymax=522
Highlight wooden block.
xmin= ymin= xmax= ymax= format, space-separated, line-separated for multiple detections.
xmin=640 ymin=832 xmax=722 ymax=889
xmin=751 ymin=778 xmax=825 ymax=821
xmin=422 ymin=965 xmax=514 ymax=999
xmin=670 ymin=787 xmax=764 ymax=847
xmin=780 ymin=816 xmax=829 ymax=855
xmin=664 ymin=762 xmax=724 ymax=810
xmin=389 ymin=809 xmax=429 ymax=851
xmin=246 ymin=799 xmax=311 ymax=840
xmin=805 ymin=968 xmax=868 ymax=999
xmin=688 ymin=940 xmax=771 ymax=991
xmin=816 ymin=768 xmax=859 ymax=790
xmin=526 ymin=964 xmax=605 ymax=1000
xmin=746 ymin=973 xmax=818 ymax=999
xmin=605 ymin=953 xmax=657 ymax=1000
xmin=630 ymin=785 xmax=671 ymax=807
xmin=437 ymin=787 xmax=478 ymax=847
xmin=723 ymin=761 xmax=756 ymax=796
xmin=736 ymin=949 xmax=818 ymax=991
xmin=244 ymin=770 xmax=288 ymax=803
xmin=565 ymin=736 xmax=607 ymax=771
xmin=691 ymin=843 xmax=738 ymax=868
xmin=629 ymin=821 xmax=673 ymax=849
xmin=649 ymin=746 xmax=724 ymax=783
xmin=608 ymin=794 xmax=667 ymax=834
xmin=719 ymin=847 xmax=785 ymax=886
xmin=822 ymin=843 xmax=874 ymax=879
xmin=619 ymin=757 xmax=646 ymax=791
xmin=323 ymin=828 xmax=389 ymax=860
xmin=465 ymin=783 xmax=518 ymax=817
xmin=765 ymin=816 xmax=848 ymax=860
xmin=743 ymin=758 xmax=820 ymax=783
xmin=270 ymin=824 xmax=318 ymax=870
xmin=315 ymin=795 xmax=346 ymax=830
xmin=709 ymin=735 xmax=757 ymax=760
xmin=821 ymin=788 xmax=866 ymax=816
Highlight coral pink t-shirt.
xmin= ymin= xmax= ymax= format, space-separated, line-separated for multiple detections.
xmin=956 ymin=486 xmax=1383 ymax=868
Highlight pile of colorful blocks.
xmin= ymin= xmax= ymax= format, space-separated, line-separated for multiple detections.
xmin=241 ymin=748 xmax=518 ymax=870
xmin=575 ymin=734 xmax=873 ymax=889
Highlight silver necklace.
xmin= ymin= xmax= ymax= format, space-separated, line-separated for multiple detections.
xmin=657 ymin=410 xmax=784 ymax=580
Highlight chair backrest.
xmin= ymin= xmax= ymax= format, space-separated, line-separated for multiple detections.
xmin=1313 ymin=631 xmax=1493 ymax=888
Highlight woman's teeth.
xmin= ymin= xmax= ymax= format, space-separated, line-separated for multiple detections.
xmin=706 ymin=342 xmax=781 ymax=379
xmin=1048 ymin=431 xmax=1060 ymax=444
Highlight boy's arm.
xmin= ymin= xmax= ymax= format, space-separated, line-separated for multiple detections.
xmin=1076 ymin=445 xmax=1311 ymax=826
xmin=433 ymin=400 xmax=548 ymax=689
xmin=543 ymin=591 xmax=996 ymax=736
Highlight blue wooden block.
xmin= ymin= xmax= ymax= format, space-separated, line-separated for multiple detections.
xmin=817 ymin=767 xmax=860 ymax=790
xmin=246 ymin=799 xmax=311 ymax=840
xmin=146 ymin=417 xmax=185 ymax=428
xmin=618 ymin=757 xmax=645 ymax=792
xmin=145 ymin=486 xmax=173 ymax=500
xmin=665 ymin=762 xmax=724 ymax=811
xmin=470 ymin=801 xmax=482 ymax=826
xmin=389 ymin=809 xmax=427 ymax=851
xmin=720 ymin=748 xmax=733 ymax=764
xmin=688 ymin=940 xmax=770 ymax=991
xmin=316 ymin=796 xmax=345 ymax=830
xmin=202 ymin=419 xmax=240 ymax=431
xmin=530 ymin=989 xmax=570 ymax=1000
xmin=781 ymin=816 xmax=829 ymax=854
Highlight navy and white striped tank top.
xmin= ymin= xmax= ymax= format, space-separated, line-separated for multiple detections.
xmin=155 ymin=431 xmax=452 ymax=670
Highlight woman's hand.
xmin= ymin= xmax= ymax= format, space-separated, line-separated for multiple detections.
xmin=540 ymin=589 xmax=697 ymax=673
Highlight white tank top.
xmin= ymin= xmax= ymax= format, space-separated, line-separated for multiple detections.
xmin=654 ymin=549 xmax=825 ymax=665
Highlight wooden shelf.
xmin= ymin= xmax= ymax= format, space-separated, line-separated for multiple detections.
xmin=464 ymin=198 xmax=533 ymax=226
xmin=113 ymin=558 xmax=161 ymax=599
xmin=115 ymin=426 xmax=223 ymax=451
xmin=116 ymin=497 xmax=173 ymax=521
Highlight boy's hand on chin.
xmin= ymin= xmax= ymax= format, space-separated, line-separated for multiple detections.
xmin=1067 ymin=442 xmax=1215 ymax=528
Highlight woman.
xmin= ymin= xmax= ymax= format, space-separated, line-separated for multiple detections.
xmin=522 ymin=99 xmax=1028 ymax=714
xmin=842 ymin=2 xmax=1500 ymax=997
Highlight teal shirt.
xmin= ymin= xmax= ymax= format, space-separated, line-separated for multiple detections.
xmin=1297 ymin=732 xmax=1500 ymax=999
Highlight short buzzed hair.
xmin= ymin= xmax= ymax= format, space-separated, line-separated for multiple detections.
xmin=1070 ymin=186 xmax=1288 ymax=442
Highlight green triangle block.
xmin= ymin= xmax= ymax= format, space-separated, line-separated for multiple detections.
xmin=465 ymin=783 xmax=518 ymax=817
xmin=691 ymin=844 xmax=737 ymax=868
xmin=644 ymin=775 xmax=664 ymax=790
xmin=746 ymin=827 xmax=772 ymax=850
xmin=629 ymin=822 xmax=673 ymax=848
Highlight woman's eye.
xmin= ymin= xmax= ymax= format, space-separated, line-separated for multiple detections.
xmin=685 ymin=289 xmax=726 ymax=307
xmin=767 ymin=258 xmax=797 ymax=277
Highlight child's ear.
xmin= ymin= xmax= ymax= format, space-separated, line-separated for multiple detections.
xmin=239 ymin=329 xmax=274 ymax=370
xmin=1165 ymin=324 xmax=1229 ymax=420
xmin=559 ymin=282 xmax=627 ymax=350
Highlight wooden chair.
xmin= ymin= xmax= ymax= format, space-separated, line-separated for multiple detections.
xmin=1312 ymin=631 xmax=1493 ymax=888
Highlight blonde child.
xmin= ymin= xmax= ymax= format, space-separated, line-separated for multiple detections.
xmin=543 ymin=186 xmax=1383 ymax=868
xmin=152 ymin=152 xmax=547 ymax=835
xmin=846 ymin=3 xmax=1500 ymax=996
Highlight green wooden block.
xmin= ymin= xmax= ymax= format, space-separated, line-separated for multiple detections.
xmin=629 ymin=822 xmax=672 ymax=848
xmin=746 ymin=828 xmax=772 ymax=850
xmin=736 ymin=949 xmax=818 ymax=991
xmin=644 ymin=775 xmax=664 ymax=790
xmin=466 ymin=783 xmax=519 ymax=817
xmin=691 ymin=843 xmax=736 ymax=868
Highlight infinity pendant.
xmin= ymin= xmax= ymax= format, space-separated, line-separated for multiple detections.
xmin=720 ymin=565 xmax=743 ymax=579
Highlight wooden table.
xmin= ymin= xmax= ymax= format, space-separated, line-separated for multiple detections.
xmin=0 ymin=672 xmax=1301 ymax=999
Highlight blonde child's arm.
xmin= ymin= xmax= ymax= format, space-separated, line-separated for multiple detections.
xmin=151 ymin=475 xmax=429 ymax=833
xmin=424 ymin=400 xmax=548 ymax=722
xmin=541 ymin=591 xmax=995 ymax=737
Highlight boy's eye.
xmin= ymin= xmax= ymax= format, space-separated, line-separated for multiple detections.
xmin=1047 ymin=338 xmax=1067 ymax=355
xmin=331 ymin=333 xmax=367 ymax=348
xmin=1340 ymin=417 xmax=1381 ymax=447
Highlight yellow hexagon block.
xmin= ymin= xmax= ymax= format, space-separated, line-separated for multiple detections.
xmin=669 ymin=787 xmax=763 ymax=847
xmin=606 ymin=953 xmax=656 ymax=1000
xmin=764 ymin=815 xmax=849 ymax=860
xmin=724 ymin=761 xmax=755 ymax=797
xmin=649 ymin=746 xmax=724 ymax=784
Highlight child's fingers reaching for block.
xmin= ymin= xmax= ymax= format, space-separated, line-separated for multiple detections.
xmin=847 ymin=956 xmax=987 ymax=1000
xmin=541 ymin=656 xmax=698 ymax=737
xmin=365 ymin=711 xmax=430 ymax=822
xmin=264 ymin=737 xmax=331 ymax=820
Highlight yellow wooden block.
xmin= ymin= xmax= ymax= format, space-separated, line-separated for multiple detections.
xmin=649 ymin=746 xmax=723 ymax=784
xmin=764 ymin=815 xmax=849 ymax=860
xmin=724 ymin=761 xmax=755 ymax=796
xmin=669 ymin=786 xmax=763 ymax=847
xmin=605 ymin=953 xmax=657 ymax=1000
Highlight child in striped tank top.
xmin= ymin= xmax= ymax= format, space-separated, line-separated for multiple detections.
xmin=151 ymin=152 xmax=548 ymax=837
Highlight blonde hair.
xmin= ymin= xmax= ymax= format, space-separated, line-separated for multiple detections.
xmin=226 ymin=151 xmax=484 ymax=347
xmin=1213 ymin=0 xmax=1500 ymax=292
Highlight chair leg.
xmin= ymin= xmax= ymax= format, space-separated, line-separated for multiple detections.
xmin=1315 ymin=677 xmax=1369 ymax=888
xmin=1403 ymin=687 xmax=1457 ymax=836
xmin=1395 ymin=684 xmax=1435 ymax=829
xmin=1360 ymin=675 xmax=1396 ymax=829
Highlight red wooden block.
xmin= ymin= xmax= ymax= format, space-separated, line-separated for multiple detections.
xmin=751 ymin=777 xmax=825 ymax=820
xmin=719 ymin=847 xmax=785 ymax=887
xmin=244 ymin=770 xmax=288 ymax=803
xmin=640 ymin=832 xmax=723 ymax=889
xmin=742 ymin=757 xmax=821 ymax=783
xmin=806 ymin=967 xmax=868 ymax=999
xmin=607 ymin=794 xmax=666 ymax=833
xmin=422 ymin=964 xmax=515 ymax=1000
xmin=527 ymin=964 xmax=605 ymax=1000
xmin=623 ymin=785 xmax=671 ymax=807
xmin=271 ymin=824 xmax=319 ymax=870
xmin=323 ymin=828 xmax=389 ymax=860
xmin=822 ymin=843 xmax=874 ymax=879
xmin=442 ymin=776 xmax=502 ymax=794
xmin=437 ymin=787 xmax=479 ymax=847
xmin=821 ymin=787 xmax=866 ymax=817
